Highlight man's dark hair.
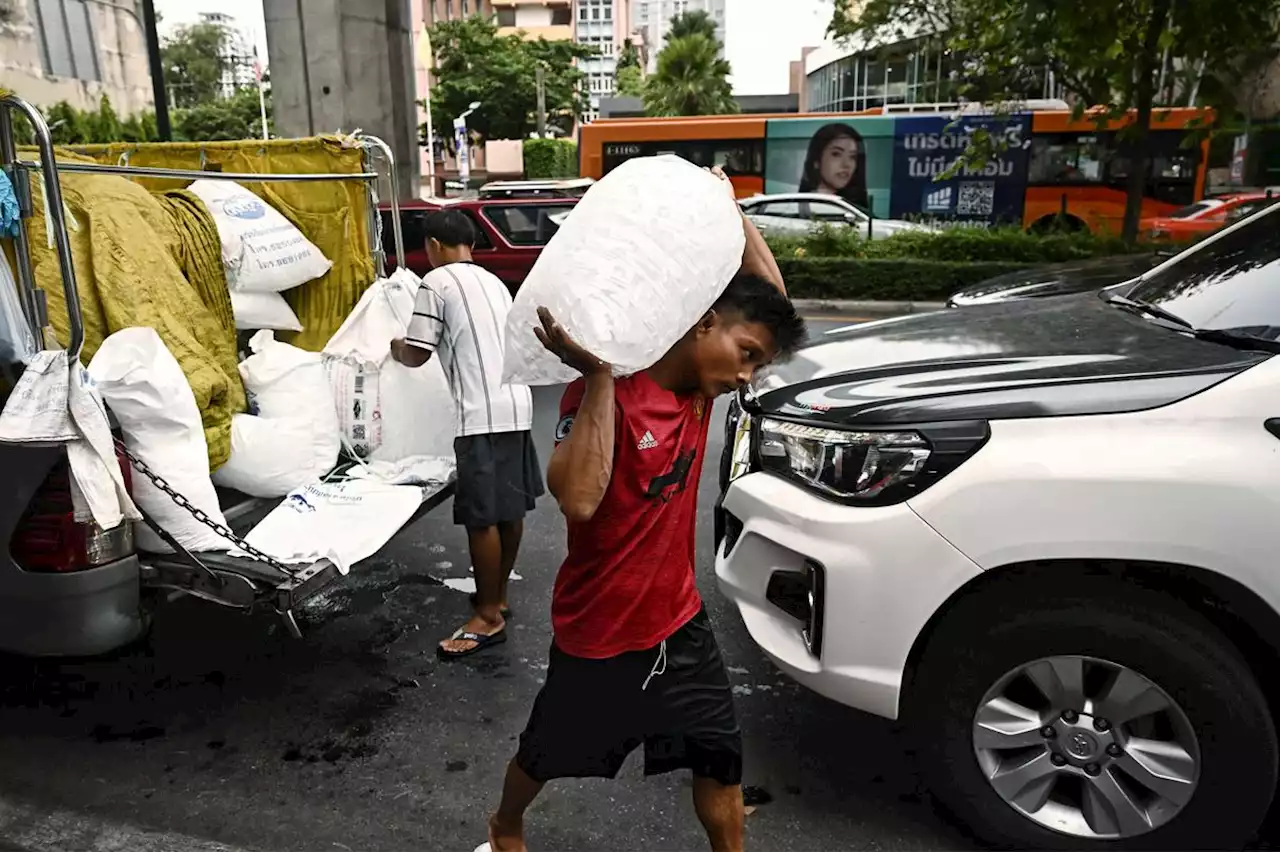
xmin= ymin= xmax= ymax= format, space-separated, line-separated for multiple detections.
xmin=712 ymin=272 xmax=807 ymax=358
xmin=423 ymin=208 xmax=476 ymax=249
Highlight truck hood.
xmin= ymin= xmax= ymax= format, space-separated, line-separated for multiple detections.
xmin=756 ymin=294 xmax=1266 ymax=425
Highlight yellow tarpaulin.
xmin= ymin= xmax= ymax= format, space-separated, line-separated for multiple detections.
xmin=70 ymin=137 xmax=379 ymax=352
xmin=19 ymin=151 xmax=246 ymax=469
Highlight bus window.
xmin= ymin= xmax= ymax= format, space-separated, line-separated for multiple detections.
xmin=601 ymin=139 xmax=764 ymax=177
xmin=1030 ymin=134 xmax=1104 ymax=184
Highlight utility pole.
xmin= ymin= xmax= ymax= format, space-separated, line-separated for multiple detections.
xmin=140 ymin=0 xmax=171 ymax=141
xmin=536 ymin=64 xmax=547 ymax=139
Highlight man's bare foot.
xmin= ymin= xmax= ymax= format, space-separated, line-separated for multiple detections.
xmin=488 ymin=814 xmax=527 ymax=852
xmin=438 ymin=613 xmax=506 ymax=658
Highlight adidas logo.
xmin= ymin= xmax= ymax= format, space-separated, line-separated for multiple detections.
xmin=637 ymin=430 xmax=659 ymax=450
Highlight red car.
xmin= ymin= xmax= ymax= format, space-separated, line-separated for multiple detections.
xmin=379 ymin=194 xmax=577 ymax=291
xmin=1141 ymin=193 xmax=1279 ymax=242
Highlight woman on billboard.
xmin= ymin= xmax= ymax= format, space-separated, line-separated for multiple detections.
xmin=798 ymin=123 xmax=869 ymax=211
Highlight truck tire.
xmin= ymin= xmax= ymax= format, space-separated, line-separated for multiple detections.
xmin=908 ymin=574 xmax=1277 ymax=850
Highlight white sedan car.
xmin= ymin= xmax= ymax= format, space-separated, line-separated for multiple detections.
xmin=738 ymin=192 xmax=933 ymax=240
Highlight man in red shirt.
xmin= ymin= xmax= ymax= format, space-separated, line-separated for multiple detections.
xmin=481 ymin=193 xmax=805 ymax=852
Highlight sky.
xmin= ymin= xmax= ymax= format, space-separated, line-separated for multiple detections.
xmin=725 ymin=0 xmax=833 ymax=95
xmin=155 ymin=0 xmax=834 ymax=96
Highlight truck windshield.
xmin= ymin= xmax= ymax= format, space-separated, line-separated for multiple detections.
xmin=1125 ymin=206 xmax=1280 ymax=337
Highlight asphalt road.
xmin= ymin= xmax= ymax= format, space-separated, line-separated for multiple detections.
xmin=0 ymin=316 xmax=977 ymax=852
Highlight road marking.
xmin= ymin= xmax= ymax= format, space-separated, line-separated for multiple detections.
xmin=801 ymin=315 xmax=872 ymax=323
xmin=0 ymin=799 xmax=259 ymax=852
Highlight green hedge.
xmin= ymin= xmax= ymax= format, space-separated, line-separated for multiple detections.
xmin=779 ymin=257 xmax=1035 ymax=301
xmin=766 ymin=225 xmax=1140 ymax=263
xmin=524 ymin=138 xmax=578 ymax=179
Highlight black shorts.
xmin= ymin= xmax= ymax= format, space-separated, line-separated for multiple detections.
xmin=515 ymin=608 xmax=743 ymax=787
xmin=453 ymin=430 xmax=545 ymax=528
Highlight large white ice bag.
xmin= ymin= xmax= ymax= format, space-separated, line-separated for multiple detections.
xmin=501 ymin=156 xmax=745 ymax=386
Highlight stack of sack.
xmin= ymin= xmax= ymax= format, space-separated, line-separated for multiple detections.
xmin=188 ymin=180 xmax=332 ymax=334
xmin=502 ymin=155 xmax=746 ymax=386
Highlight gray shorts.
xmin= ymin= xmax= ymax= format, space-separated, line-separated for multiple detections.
xmin=453 ymin=430 xmax=545 ymax=528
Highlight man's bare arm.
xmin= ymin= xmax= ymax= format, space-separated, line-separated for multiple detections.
xmin=535 ymin=307 xmax=615 ymax=523
xmin=390 ymin=338 xmax=432 ymax=368
xmin=740 ymin=215 xmax=786 ymax=295
xmin=547 ymin=371 xmax=615 ymax=523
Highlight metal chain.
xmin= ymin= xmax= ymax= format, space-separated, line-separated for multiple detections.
xmin=114 ymin=439 xmax=299 ymax=577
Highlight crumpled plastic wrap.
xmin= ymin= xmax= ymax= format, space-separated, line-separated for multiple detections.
xmin=502 ymin=156 xmax=745 ymax=386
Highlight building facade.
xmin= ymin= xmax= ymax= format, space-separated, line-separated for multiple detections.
xmin=198 ymin=12 xmax=257 ymax=98
xmin=576 ymin=0 xmax=632 ymax=121
xmin=1 ymin=0 xmax=152 ymax=115
xmin=494 ymin=0 xmax=573 ymax=41
xmin=423 ymin=0 xmax=495 ymax=24
xmin=633 ymin=0 xmax=725 ymax=74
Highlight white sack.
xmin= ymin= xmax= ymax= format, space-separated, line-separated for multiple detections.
xmin=212 ymin=331 xmax=340 ymax=498
xmin=323 ymin=268 xmax=457 ymax=461
xmin=188 ymin=180 xmax=332 ymax=294
xmin=233 ymin=478 xmax=431 ymax=574
xmin=212 ymin=414 xmax=336 ymax=498
xmin=238 ymin=329 xmax=337 ymax=421
xmin=502 ymin=156 xmax=745 ymax=386
xmin=231 ymin=291 xmax=302 ymax=332
xmin=0 ymin=350 xmax=139 ymax=530
xmin=88 ymin=328 xmax=228 ymax=553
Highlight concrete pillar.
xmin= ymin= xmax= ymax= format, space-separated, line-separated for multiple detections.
xmin=263 ymin=0 xmax=421 ymax=200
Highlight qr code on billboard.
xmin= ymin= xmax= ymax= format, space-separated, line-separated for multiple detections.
xmin=957 ymin=182 xmax=995 ymax=217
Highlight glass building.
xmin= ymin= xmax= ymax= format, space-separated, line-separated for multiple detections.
xmin=805 ymin=38 xmax=1062 ymax=113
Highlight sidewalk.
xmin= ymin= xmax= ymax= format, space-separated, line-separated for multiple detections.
xmin=791 ymin=298 xmax=947 ymax=318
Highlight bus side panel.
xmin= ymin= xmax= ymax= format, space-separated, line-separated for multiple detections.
xmin=1023 ymin=186 xmax=1183 ymax=235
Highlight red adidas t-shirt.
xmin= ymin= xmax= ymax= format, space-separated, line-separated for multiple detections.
xmin=550 ymin=372 xmax=710 ymax=659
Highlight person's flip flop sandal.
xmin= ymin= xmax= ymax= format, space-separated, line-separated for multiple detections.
xmin=469 ymin=592 xmax=513 ymax=619
xmin=437 ymin=627 xmax=507 ymax=660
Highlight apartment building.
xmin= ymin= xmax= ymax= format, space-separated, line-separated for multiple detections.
xmin=494 ymin=0 xmax=574 ymax=41
xmin=576 ymin=0 xmax=634 ymax=120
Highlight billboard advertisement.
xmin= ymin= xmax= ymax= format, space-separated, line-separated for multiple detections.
xmin=889 ymin=114 xmax=1032 ymax=226
xmin=764 ymin=118 xmax=896 ymax=218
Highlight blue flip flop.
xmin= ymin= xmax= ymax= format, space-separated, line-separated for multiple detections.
xmin=437 ymin=626 xmax=507 ymax=660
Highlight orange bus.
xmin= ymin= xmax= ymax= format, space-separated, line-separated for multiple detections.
xmin=578 ymin=106 xmax=1213 ymax=234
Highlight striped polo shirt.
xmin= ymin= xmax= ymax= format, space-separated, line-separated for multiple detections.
xmin=404 ymin=262 xmax=534 ymax=437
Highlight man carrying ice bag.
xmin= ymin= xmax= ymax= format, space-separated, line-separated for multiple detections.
xmin=391 ymin=209 xmax=543 ymax=660
xmin=479 ymin=167 xmax=805 ymax=852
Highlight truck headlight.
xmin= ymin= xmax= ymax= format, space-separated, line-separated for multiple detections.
xmin=757 ymin=418 xmax=931 ymax=501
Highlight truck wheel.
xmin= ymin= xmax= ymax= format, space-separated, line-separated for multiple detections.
xmin=908 ymin=577 xmax=1277 ymax=850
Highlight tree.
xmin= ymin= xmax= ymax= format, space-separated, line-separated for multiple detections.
xmin=161 ymin=22 xmax=229 ymax=108
xmin=174 ymin=86 xmax=272 ymax=141
xmin=644 ymin=33 xmax=737 ymax=117
xmin=617 ymin=64 xmax=646 ymax=97
xmin=614 ymin=37 xmax=646 ymax=97
xmin=425 ymin=15 xmax=593 ymax=142
xmin=830 ymin=0 xmax=1280 ymax=242
xmin=667 ymin=9 xmax=718 ymax=42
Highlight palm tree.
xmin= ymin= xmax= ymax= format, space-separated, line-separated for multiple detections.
xmin=644 ymin=33 xmax=737 ymax=117
xmin=667 ymin=9 xmax=718 ymax=42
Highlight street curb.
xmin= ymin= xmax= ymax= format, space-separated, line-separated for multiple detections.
xmin=790 ymin=298 xmax=947 ymax=317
